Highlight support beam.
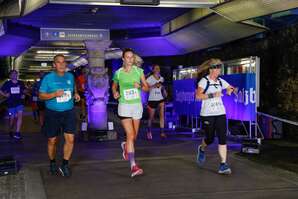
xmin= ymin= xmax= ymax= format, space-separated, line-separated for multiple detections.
xmin=212 ymin=0 xmax=298 ymax=22
xmin=49 ymin=0 xmax=222 ymax=8
xmin=162 ymin=8 xmax=212 ymax=35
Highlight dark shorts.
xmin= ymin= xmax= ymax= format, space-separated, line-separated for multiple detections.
xmin=147 ymin=100 xmax=164 ymax=109
xmin=37 ymin=101 xmax=46 ymax=111
xmin=43 ymin=108 xmax=77 ymax=138
xmin=8 ymin=105 xmax=24 ymax=116
xmin=201 ymin=114 xmax=227 ymax=145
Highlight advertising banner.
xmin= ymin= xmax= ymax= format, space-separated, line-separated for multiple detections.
xmin=173 ymin=73 xmax=256 ymax=121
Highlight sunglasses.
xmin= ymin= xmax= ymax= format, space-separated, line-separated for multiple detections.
xmin=210 ymin=63 xmax=223 ymax=69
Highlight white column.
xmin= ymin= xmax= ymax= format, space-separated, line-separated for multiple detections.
xmin=84 ymin=40 xmax=111 ymax=130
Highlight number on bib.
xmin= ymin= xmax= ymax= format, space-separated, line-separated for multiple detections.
xmin=11 ymin=87 xmax=20 ymax=94
xmin=56 ymin=90 xmax=72 ymax=103
xmin=123 ymin=88 xmax=139 ymax=101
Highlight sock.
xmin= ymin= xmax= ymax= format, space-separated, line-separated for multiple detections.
xmin=147 ymin=126 xmax=151 ymax=133
xmin=50 ymin=159 xmax=56 ymax=164
xmin=127 ymin=152 xmax=136 ymax=168
xmin=62 ymin=159 xmax=69 ymax=165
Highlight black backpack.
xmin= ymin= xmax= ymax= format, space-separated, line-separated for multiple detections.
xmin=202 ymin=76 xmax=222 ymax=94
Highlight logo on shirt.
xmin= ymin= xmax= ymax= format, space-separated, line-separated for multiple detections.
xmin=67 ymin=80 xmax=71 ymax=85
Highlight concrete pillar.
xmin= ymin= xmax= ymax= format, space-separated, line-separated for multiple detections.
xmin=84 ymin=40 xmax=111 ymax=130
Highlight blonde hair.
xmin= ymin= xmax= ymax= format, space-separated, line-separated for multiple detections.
xmin=134 ymin=54 xmax=143 ymax=67
xmin=197 ymin=58 xmax=222 ymax=79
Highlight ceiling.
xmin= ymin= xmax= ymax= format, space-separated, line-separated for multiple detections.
xmin=1 ymin=0 xmax=298 ymax=77
xmin=11 ymin=4 xmax=190 ymax=32
xmin=0 ymin=1 xmax=194 ymax=57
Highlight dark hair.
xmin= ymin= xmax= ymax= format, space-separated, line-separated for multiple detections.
xmin=145 ymin=64 xmax=159 ymax=78
xmin=9 ymin=69 xmax=18 ymax=76
xmin=122 ymin=48 xmax=134 ymax=58
xmin=53 ymin=54 xmax=65 ymax=62
xmin=152 ymin=64 xmax=160 ymax=70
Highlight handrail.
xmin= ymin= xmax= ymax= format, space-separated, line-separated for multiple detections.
xmin=257 ymin=112 xmax=298 ymax=126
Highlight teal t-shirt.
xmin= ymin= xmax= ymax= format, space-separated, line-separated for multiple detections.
xmin=39 ymin=71 xmax=75 ymax=111
xmin=113 ymin=66 xmax=144 ymax=104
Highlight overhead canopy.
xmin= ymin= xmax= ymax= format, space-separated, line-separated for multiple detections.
xmin=212 ymin=0 xmax=298 ymax=22
xmin=114 ymin=13 xmax=266 ymax=56
xmin=0 ymin=0 xmax=297 ymax=58
xmin=0 ymin=0 xmax=48 ymax=18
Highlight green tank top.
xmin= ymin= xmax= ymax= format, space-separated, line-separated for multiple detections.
xmin=113 ymin=66 xmax=144 ymax=104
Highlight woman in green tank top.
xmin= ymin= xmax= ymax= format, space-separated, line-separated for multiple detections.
xmin=112 ymin=48 xmax=149 ymax=177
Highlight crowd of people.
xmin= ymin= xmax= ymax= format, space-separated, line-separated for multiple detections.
xmin=0 ymin=48 xmax=236 ymax=178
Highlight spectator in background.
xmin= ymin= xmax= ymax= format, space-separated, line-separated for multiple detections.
xmin=75 ymin=68 xmax=87 ymax=119
xmin=31 ymin=80 xmax=39 ymax=122
xmin=32 ymin=71 xmax=46 ymax=126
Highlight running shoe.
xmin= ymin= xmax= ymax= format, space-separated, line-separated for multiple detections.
xmin=49 ymin=162 xmax=59 ymax=175
xmin=196 ymin=145 xmax=205 ymax=166
xmin=121 ymin=141 xmax=128 ymax=160
xmin=147 ymin=132 xmax=153 ymax=140
xmin=9 ymin=131 xmax=13 ymax=138
xmin=160 ymin=133 xmax=167 ymax=139
xmin=59 ymin=164 xmax=71 ymax=177
xmin=13 ymin=132 xmax=22 ymax=140
xmin=131 ymin=165 xmax=143 ymax=178
xmin=218 ymin=163 xmax=232 ymax=175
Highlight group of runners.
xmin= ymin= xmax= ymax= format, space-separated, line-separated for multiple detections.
xmin=0 ymin=48 xmax=236 ymax=178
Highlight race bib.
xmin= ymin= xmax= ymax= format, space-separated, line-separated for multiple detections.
xmin=123 ymin=88 xmax=139 ymax=101
xmin=206 ymin=98 xmax=223 ymax=113
xmin=154 ymin=89 xmax=161 ymax=96
xmin=10 ymin=87 xmax=20 ymax=94
xmin=32 ymin=96 xmax=38 ymax=102
xmin=56 ymin=90 xmax=72 ymax=103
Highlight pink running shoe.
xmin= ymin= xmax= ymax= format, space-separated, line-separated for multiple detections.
xmin=131 ymin=165 xmax=143 ymax=178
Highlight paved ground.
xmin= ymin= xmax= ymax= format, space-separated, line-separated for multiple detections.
xmin=1 ymin=107 xmax=298 ymax=199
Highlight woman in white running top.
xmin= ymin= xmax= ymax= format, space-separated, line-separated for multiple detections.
xmin=146 ymin=64 xmax=167 ymax=139
xmin=195 ymin=58 xmax=236 ymax=175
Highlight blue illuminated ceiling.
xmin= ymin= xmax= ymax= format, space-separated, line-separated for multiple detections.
xmin=11 ymin=4 xmax=190 ymax=38
xmin=1 ymin=3 xmax=190 ymax=57
xmin=1 ymin=1 xmax=298 ymax=58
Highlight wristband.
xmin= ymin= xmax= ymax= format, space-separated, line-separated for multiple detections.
xmin=207 ymin=93 xmax=213 ymax=99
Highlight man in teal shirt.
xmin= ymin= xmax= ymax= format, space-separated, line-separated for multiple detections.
xmin=39 ymin=54 xmax=80 ymax=177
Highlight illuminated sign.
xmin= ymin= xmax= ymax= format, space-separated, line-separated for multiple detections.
xmin=40 ymin=28 xmax=110 ymax=41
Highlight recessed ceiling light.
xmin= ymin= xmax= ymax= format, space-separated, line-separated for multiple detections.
xmin=36 ymin=50 xmax=69 ymax=54
xmin=90 ymin=7 xmax=99 ymax=14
